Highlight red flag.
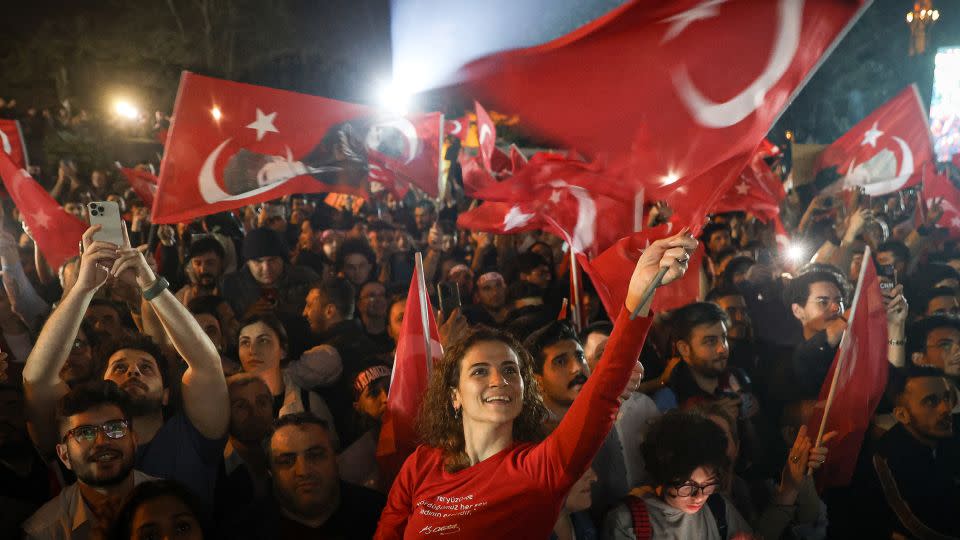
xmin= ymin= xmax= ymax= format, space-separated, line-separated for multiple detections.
xmin=461 ymin=156 xmax=497 ymax=196
xmin=368 ymin=111 xmax=444 ymax=198
xmin=0 ymin=152 xmax=85 ymax=270
xmin=490 ymin=146 xmax=512 ymax=176
xmin=921 ymin=163 xmax=960 ymax=238
xmin=0 ymin=119 xmax=29 ymax=169
xmin=806 ymin=246 xmax=888 ymax=490
xmin=579 ymin=226 xmax=704 ymax=317
xmin=457 ymin=200 xmax=546 ymax=236
xmin=758 ymin=138 xmax=782 ymax=158
xmin=377 ymin=254 xmax=443 ymax=483
xmin=464 ymin=155 xmax=644 ymax=256
xmin=460 ymin=0 xmax=866 ymax=186
xmin=816 ymin=85 xmax=934 ymax=196
xmin=153 ymin=72 xmax=442 ymax=223
xmin=116 ymin=163 xmax=158 ymax=206
xmin=710 ymin=150 xmax=786 ymax=223
xmin=444 ymin=115 xmax=469 ymax=141
xmin=475 ymin=101 xmax=496 ymax=171
xmin=509 ymin=144 xmax=528 ymax=172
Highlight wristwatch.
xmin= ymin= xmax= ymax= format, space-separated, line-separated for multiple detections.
xmin=142 ymin=276 xmax=170 ymax=302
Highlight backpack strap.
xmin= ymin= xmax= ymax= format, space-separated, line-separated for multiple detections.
xmin=626 ymin=496 xmax=652 ymax=540
xmin=706 ymin=493 xmax=728 ymax=539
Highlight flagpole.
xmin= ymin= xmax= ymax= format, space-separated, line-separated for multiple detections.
xmin=414 ymin=252 xmax=433 ymax=375
xmin=813 ymin=245 xmax=871 ymax=451
xmin=570 ymin=248 xmax=582 ymax=332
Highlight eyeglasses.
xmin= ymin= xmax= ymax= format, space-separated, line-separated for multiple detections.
xmin=63 ymin=419 xmax=130 ymax=444
xmin=671 ymin=480 xmax=720 ymax=498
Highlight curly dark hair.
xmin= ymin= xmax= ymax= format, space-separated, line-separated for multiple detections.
xmin=641 ymin=409 xmax=730 ymax=488
xmin=108 ymin=479 xmax=210 ymax=540
xmin=418 ymin=325 xmax=548 ymax=472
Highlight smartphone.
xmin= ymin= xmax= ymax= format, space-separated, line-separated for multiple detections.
xmin=877 ymin=263 xmax=897 ymax=291
xmin=437 ymin=282 xmax=461 ymax=320
xmin=87 ymin=201 xmax=125 ymax=246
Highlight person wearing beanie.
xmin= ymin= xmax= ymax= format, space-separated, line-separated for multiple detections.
xmin=220 ymin=227 xmax=320 ymax=321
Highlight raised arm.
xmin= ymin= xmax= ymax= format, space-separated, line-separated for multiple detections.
xmin=112 ymin=226 xmax=228 ymax=439
xmin=532 ymin=231 xmax=697 ymax=488
xmin=22 ymin=226 xmax=118 ymax=456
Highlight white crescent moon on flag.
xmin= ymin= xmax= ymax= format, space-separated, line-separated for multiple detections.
xmin=448 ymin=120 xmax=462 ymax=135
xmin=857 ymin=136 xmax=914 ymax=196
xmin=547 ymin=180 xmax=597 ymax=253
xmin=479 ymin=124 xmax=493 ymax=148
xmin=199 ymin=138 xmax=297 ymax=203
xmin=673 ymin=0 xmax=803 ymax=128
xmin=368 ymin=117 xmax=420 ymax=164
xmin=0 ymin=128 xmax=12 ymax=155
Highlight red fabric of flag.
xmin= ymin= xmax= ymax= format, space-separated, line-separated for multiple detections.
xmin=475 ymin=101 xmax=496 ymax=172
xmin=459 ymin=0 xmax=866 ymax=188
xmin=0 ymin=119 xmax=29 ymax=169
xmin=815 ymin=85 xmax=934 ymax=196
xmin=710 ymin=150 xmax=786 ymax=223
xmin=0 ymin=152 xmax=86 ymax=270
xmin=154 ymin=72 xmax=442 ymax=223
xmin=921 ymin=163 xmax=960 ymax=239
xmin=376 ymin=257 xmax=443 ymax=484
xmin=805 ymin=252 xmax=888 ymax=490
xmin=117 ymin=164 xmax=158 ymax=206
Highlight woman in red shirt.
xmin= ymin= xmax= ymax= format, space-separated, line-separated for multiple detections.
xmin=375 ymin=232 xmax=697 ymax=539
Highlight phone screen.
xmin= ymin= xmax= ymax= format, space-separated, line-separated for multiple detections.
xmin=437 ymin=282 xmax=461 ymax=319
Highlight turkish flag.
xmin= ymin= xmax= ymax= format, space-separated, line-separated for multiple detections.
xmin=444 ymin=114 xmax=469 ymax=141
xmin=459 ymin=0 xmax=866 ymax=188
xmin=579 ymin=226 xmax=704 ymax=318
xmin=0 ymin=119 xmax=29 ymax=169
xmin=509 ymin=144 xmax=528 ymax=173
xmin=116 ymin=163 xmax=158 ymax=206
xmin=0 ymin=152 xmax=85 ymax=270
xmin=710 ymin=150 xmax=786 ymax=223
xmin=475 ymin=101 xmax=496 ymax=172
xmin=465 ymin=154 xmax=644 ymax=256
xmin=367 ymin=112 xmax=444 ymax=198
xmin=153 ymin=72 xmax=443 ymax=223
xmin=461 ymin=156 xmax=497 ymax=196
xmin=816 ymin=85 xmax=934 ymax=196
xmin=457 ymin=200 xmax=547 ymax=236
xmin=921 ymin=163 xmax=960 ymax=238
xmin=377 ymin=254 xmax=443 ymax=484
xmin=805 ymin=247 xmax=888 ymax=490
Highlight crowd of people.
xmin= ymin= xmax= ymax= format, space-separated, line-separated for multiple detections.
xmin=0 ymin=108 xmax=959 ymax=540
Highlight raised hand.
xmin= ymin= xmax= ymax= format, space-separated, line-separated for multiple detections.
xmin=625 ymin=229 xmax=697 ymax=315
xmin=75 ymin=226 xmax=119 ymax=295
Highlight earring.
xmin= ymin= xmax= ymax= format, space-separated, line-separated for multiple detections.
xmin=453 ymin=407 xmax=462 ymax=420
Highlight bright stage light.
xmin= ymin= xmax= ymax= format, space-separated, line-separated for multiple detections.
xmin=114 ymin=100 xmax=139 ymax=120
xmin=786 ymin=243 xmax=806 ymax=262
xmin=375 ymin=79 xmax=412 ymax=115
xmin=211 ymin=106 xmax=222 ymax=121
xmin=931 ymin=47 xmax=960 ymax=162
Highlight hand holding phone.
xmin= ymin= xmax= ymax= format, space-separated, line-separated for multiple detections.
xmin=87 ymin=201 xmax=124 ymax=246
xmin=437 ymin=282 xmax=461 ymax=320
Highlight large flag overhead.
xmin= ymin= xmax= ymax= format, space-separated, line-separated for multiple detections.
xmin=710 ymin=149 xmax=787 ymax=223
xmin=455 ymin=0 xmax=868 ymax=189
xmin=153 ymin=72 xmax=443 ymax=223
xmin=377 ymin=253 xmax=443 ymax=484
xmin=0 ymin=119 xmax=29 ymax=169
xmin=806 ymin=246 xmax=888 ymax=490
xmin=0 ymin=152 xmax=85 ymax=270
xmin=816 ymin=85 xmax=934 ymax=196
xmin=460 ymin=154 xmax=644 ymax=257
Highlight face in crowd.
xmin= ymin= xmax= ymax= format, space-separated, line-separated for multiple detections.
xmin=238 ymin=321 xmax=285 ymax=377
xmin=582 ymin=331 xmax=609 ymax=373
xmin=358 ymin=282 xmax=388 ymax=321
xmin=476 ymin=273 xmax=507 ymax=312
xmin=354 ymin=378 xmax=390 ymax=421
xmin=61 ymin=328 xmax=95 ymax=386
xmin=925 ymin=294 xmax=960 ymax=317
xmin=914 ymin=325 xmax=960 ymax=378
xmin=190 ymin=251 xmax=223 ymax=289
xmin=127 ymin=494 xmax=204 ymax=540
xmin=895 ymin=375 xmax=956 ymax=443
xmin=677 ymin=321 xmax=730 ymax=379
xmin=229 ymin=378 xmax=274 ymax=443
xmin=247 ymin=256 xmax=284 ymax=287
xmin=791 ymin=280 xmax=844 ymax=335
xmin=193 ymin=312 xmax=225 ymax=353
xmin=663 ymin=466 xmax=721 ymax=515
xmin=342 ymin=253 xmax=373 ymax=286
xmin=707 ymin=229 xmax=733 ymax=258
xmin=451 ymin=341 xmax=524 ymax=425
xmin=535 ymin=338 xmax=588 ymax=410
xmin=85 ymin=303 xmax=126 ymax=337
xmin=713 ymin=294 xmax=752 ymax=341
xmin=388 ymin=299 xmax=405 ymax=342
xmin=520 ymin=264 xmax=552 ymax=290
xmin=414 ymin=205 xmax=434 ymax=233
xmin=56 ymin=404 xmax=137 ymax=488
xmin=103 ymin=349 xmax=168 ymax=416
xmin=269 ymin=422 xmax=340 ymax=521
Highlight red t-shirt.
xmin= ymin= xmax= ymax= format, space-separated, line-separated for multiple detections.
xmin=375 ymin=309 xmax=652 ymax=539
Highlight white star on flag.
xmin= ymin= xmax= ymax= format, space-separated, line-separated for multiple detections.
xmin=502 ymin=206 xmax=534 ymax=231
xmin=33 ymin=208 xmax=52 ymax=230
xmin=861 ymin=121 xmax=883 ymax=148
xmin=549 ymin=190 xmax=562 ymax=204
xmin=661 ymin=0 xmax=726 ymax=42
xmin=735 ymin=181 xmax=750 ymax=195
xmin=952 ymin=217 xmax=960 ymax=228
xmin=246 ymin=109 xmax=278 ymax=141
